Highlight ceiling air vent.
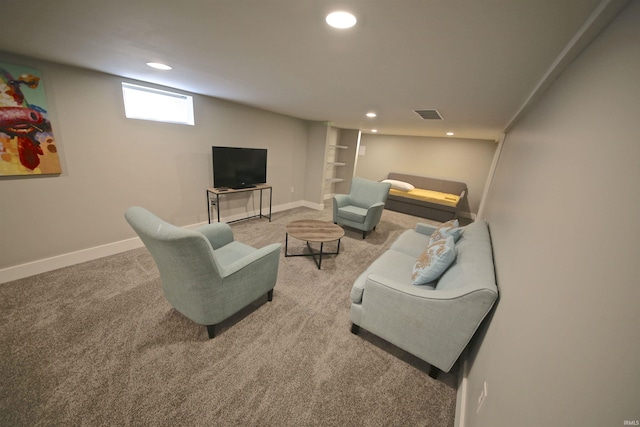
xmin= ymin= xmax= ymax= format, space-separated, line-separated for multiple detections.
xmin=414 ymin=109 xmax=443 ymax=120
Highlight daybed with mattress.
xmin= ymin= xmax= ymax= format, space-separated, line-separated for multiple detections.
xmin=383 ymin=172 xmax=467 ymax=222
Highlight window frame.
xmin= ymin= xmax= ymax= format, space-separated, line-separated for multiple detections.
xmin=121 ymin=82 xmax=195 ymax=126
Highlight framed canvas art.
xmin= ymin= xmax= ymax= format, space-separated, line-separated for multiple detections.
xmin=0 ymin=62 xmax=61 ymax=176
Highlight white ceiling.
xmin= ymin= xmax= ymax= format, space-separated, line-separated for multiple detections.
xmin=0 ymin=0 xmax=611 ymax=141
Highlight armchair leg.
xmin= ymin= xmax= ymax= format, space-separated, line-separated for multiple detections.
xmin=362 ymin=230 xmax=366 ymax=239
xmin=267 ymin=289 xmax=274 ymax=301
xmin=350 ymin=323 xmax=360 ymax=334
xmin=428 ymin=366 xmax=441 ymax=379
xmin=206 ymin=324 xmax=217 ymax=339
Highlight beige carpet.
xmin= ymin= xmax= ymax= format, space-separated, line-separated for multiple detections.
xmin=0 ymin=205 xmax=457 ymax=426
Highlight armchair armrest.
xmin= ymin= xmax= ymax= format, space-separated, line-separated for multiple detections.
xmin=333 ymin=194 xmax=351 ymax=208
xmin=367 ymin=201 xmax=385 ymax=210
xmin=363 ymin=202 xmax=385 ymax=229
xmin=220 ymin=243 xmax=281 ymax=277
xmin=195 ymin=223 xmax=234 ymax=250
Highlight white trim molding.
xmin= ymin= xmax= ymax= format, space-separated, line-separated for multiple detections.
xmin=0 ymin=238 xmax=145 ymax=284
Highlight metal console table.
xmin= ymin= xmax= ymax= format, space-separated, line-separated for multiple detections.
xmin=206 ymin=184 xmax=273 ymax=223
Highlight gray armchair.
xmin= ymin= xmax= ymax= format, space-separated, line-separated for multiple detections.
xmin=333 ymin=177 xmax=392 ymax=238
xmin=124 ymin=206 xmax=281 ymax=338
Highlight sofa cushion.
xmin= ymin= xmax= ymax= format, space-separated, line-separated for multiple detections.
xmin=412 ymin=236 xmax=456 ymax=285
xmin=351 ymin=249 xmax=431 ymax=303
xmin=428 ymin=219 xmax=462 ymax=245
xmin=390 ymin=228 xmax=431 ymax=258
xmin=436 ymin=220 xmax=495 ymax=291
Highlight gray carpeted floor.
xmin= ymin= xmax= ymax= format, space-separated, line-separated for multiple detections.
xmin=0 ymin=205 xmax=457 ymax=426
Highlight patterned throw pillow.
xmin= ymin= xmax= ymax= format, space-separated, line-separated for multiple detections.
xmin=412 ymin=236 xmax=456 ymax=285
xmin=428 ymin=219 xmax=462 ymax=246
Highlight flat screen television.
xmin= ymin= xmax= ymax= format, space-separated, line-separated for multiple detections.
xmin=212 ymin=146 xmax=267 ymax=189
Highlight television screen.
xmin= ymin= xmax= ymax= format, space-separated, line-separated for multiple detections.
xmin=212 ymin=146 xmax=267 ymax=189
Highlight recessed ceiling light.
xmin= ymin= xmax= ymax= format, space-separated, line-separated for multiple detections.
xmin=446 ymin=132 xmax=455 ymax=136
xmin=366 ymin=112 xmax=377 ymax=118
xmin=371 ymin=129 xmax=378 ymax=133
xmin=326 ymin=11 xmax=357 ymax=29
xmin=146 ymin=62 xmax=172 ymax=70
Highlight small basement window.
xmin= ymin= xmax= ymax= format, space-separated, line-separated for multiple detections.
xmin=122 ymin=82 xmax=194 ymax=125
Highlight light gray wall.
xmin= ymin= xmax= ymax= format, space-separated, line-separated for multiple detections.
xmin=304 ymin=121 xmax=329 ymax=207
xmin=0 ymin=53 xmax=310 ymax=270
xmin=334 ymin=128 xmax=360 ymax=195
xmin=466 ymin=2 xmax=640 ymax=425
xmin=355 ymin=134 xmax=496 ymax=215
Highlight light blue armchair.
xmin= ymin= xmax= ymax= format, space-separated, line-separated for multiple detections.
xmin=124 ymin=206 xmax=281 ymax=338
xmin=333 ymin=177 xmax=392 ymax=239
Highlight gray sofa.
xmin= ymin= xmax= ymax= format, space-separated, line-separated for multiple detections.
xmin=384 ymin=172 xmax=467 ymax=222
xmin=349 ymin=220 xmax=498 ymax=374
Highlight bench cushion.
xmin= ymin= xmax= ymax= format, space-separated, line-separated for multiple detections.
xmin=389 ymin=188 xmax=460 ymax=207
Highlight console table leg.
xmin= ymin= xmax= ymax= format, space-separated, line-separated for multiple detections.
xmin=217 ymin=194 xmax=221 ymax=222
xmin=206 ymin=190 xmax=211 ymax=224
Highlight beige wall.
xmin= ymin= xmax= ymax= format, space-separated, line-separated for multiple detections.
xmin=0 ymin=53 xmax=310 ymax=271
xmin=355 ymin=134 xmax=497 ymax=215
xmin=304 ymin=121 xmax=330 ymax=207
xmin=466 ymin=2 xmax=640 ymax=425
xmin=333 ymin=128 xmax=359 ymax=195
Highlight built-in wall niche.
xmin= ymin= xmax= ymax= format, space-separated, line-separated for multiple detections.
xmin=325 ymin=144 xmax=347 ymax=185
xmin=323 ymin=128 xmax=360 ymax=199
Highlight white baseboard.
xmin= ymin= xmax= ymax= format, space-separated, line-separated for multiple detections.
xmin=0 ymin=238 xmax=145 ymax=284
xmin=0 ymin=200 xmax=326 ymax=284
xmin=301 ymin=200 xmax=325 ymax=210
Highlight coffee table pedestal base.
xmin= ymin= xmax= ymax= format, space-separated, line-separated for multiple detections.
xmin=285 ymin=235 xmax=341 ymax=269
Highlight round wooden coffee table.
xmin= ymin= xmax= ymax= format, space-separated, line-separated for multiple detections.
xmin=285 ymin=220 xmax=345 ymax=269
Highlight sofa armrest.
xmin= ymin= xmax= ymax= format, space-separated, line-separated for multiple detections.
xmin=364 ymin=273 xmax=494 ymax=300
xmin=415 ymin=223 xmax=437 ymax=236
xmin=351 ymin=273 xmax=435 ymax=304
xmin=357 ymin=273 xmax=497 ymax=371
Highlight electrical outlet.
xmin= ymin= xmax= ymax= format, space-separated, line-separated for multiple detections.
xmin=476 ymin=381 xmax=488 ymax=413
xmin=291 ymin=186 xmax=294 ymax=193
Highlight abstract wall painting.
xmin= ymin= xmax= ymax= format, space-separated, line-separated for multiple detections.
xmin=0 ymin=62 xmax=61 ymax=176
